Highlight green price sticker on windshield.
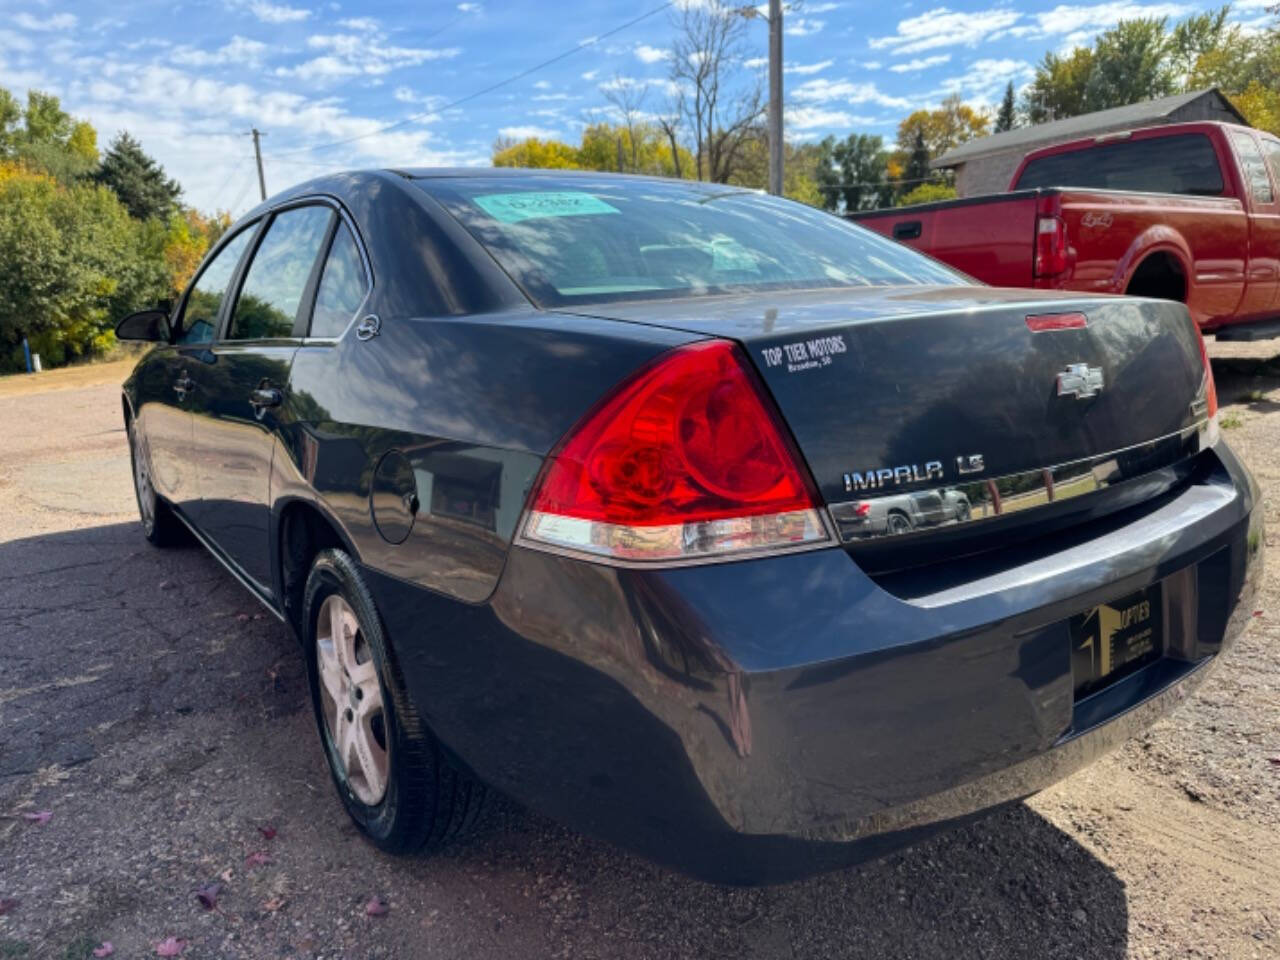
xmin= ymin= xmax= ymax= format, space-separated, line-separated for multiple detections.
xmin=473 ymin=191 xmax=621 ymax=223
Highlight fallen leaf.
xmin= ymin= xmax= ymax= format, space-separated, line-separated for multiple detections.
xmin=154 ymin=937 xmax=186 ymax=956
xmin=257 ymin=825 xmax=277 ymax=841
xmin=21 ymin=810 xmax=52 ymax=825
xmin=365 ymin=895 xmax=389 ymax=917
xmin=195 ymin=883 xmax=221 ymax=911
xmin=219 ymin=868 xmax=233 ymax=884
xmin=244 ymin=850 xmax=271 ymax=870
xmin=1253 ymin=610 xmax=1264 ymax=618
xmin=1268 ymin=755 xmax=1280 ymax=766
xmin=93 ymin=943 xmax=115 ymax=958
xmin=0 ymin=897 xmax=18 ymax=915
xmin=263 ymin=896 xmax=285 ymax=913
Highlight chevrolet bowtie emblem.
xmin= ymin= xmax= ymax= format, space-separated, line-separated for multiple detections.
xmin=1057 ymin=362 xmax=1104 ymax=399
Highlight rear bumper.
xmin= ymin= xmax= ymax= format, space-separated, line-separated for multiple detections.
xmin=365 ymin=441 xmax=1262 ymax=884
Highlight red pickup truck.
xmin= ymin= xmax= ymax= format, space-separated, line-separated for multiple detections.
xmin=851 ymin=121 xmax=1280 ymax=339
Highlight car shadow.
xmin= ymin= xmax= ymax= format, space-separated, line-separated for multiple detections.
xmin=0 ymin=520 xmax=1129 ymax=959
xmin=1211 ymin=354 xmax=1280 ymax=408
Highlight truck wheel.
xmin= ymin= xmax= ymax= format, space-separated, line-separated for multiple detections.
xmin=128 ymin=417 xmax=185 ymax=547
xmin=301 ymin=549 xmax=486 ymax=853
xmin=887 ymin=510 xmax=913 ymax=535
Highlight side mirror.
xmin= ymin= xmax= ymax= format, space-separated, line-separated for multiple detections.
xmin=115 ymin=308 xmax=171 ymax=343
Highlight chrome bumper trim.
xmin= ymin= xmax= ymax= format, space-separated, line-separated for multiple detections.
xmin=828 ymin=420 xmax=1212 ymax=543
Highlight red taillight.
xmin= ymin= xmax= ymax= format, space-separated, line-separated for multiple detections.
xmin=1034 ymin=215 xmax=1069 ymax=278
xmin=522 ymin=340 xmax=829 ymax=562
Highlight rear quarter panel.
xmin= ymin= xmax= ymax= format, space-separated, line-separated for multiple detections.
xmin=276 ymin=309 xmax=699 ymax=604
xmin=1053 ymin=190 xmax=1247 ymax=325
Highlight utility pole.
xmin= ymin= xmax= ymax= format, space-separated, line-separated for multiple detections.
xmin=767 ymin=0 xmax=783 ymax=196
xmin=250 ymin=128 xmax=267 ymax=202
xmin=739 ymin=3 xmax=785 ymax=195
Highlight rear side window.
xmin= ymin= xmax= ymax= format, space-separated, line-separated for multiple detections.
xmin=1263 ymin=139 xmax=1280 ymax=195
xmin=178 ymin=228 xmax=254 ymax=344
xmin=310 ymin=223 xmax=368 ymax=338
xmin=1231 ymin=131 xmax=1274 ymax=204
xmin=1015 ymin=134 xmax=1225 ymax=196
xmin=228 ymin=205 xmax=333 ymax=341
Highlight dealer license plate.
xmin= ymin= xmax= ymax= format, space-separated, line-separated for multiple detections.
xmin=1070 ymin=583 xmax=1163 ymax=698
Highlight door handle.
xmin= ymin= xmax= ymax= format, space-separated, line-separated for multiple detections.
xmin=249 ymin=387 xmax=283 ymax=411
xmin=173 ymin=374 xmax=195 ymax=397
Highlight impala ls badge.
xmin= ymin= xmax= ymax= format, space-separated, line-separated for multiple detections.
xmin=1057 ymin=363 xmax=1104 ymax=399
xmin=843 ymin=461 xmax=944 ymax=493
xmin=956 ymin=453 xmax=985 ymax=475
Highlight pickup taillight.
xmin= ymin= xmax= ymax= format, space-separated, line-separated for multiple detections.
xmin=1034 ymin=215 xmax=1069 ymax=278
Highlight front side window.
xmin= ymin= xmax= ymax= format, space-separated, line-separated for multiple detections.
xmin=1015 ymin=134 xmax=1225 ymax=196
xmin=423 ymin=176 xmax=967 ymax=308
xmin=310 ymin=223 xmax=368 ymax=338
xmin=228 ymin=205 xmax=333 ymax=341
xmin=1233 ymin=131 xmax=1275 ymax=204
xmin=177 ymin=227 xmax=254 ymax=345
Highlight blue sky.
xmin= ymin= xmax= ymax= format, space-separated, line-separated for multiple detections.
xmin=0 ymin=0 xmax=1271 ymax=214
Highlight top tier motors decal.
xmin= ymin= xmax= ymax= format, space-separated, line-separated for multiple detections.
xmin=760 ymin=334 xmax=847 ymax=374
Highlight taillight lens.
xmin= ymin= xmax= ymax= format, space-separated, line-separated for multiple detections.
xmin=1034 ymin=215 xmax=1069 ymax=278
xmin=521 ymin=340 xmax=829 ymax=563
xmin=1193 ymin=321 xmax=1219 ymax=439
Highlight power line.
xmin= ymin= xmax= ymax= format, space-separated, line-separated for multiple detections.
xmin=264 ymin=1 xmax=674 ymax=159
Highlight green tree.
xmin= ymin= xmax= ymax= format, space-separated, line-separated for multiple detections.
xmin=1083 ymin=18 xmax=1177 ymax=112
xmin=995 ymin=81 xmax=1017 ymax=132
xmin=1024 ymin=47 xmax=1095 ymax=123
xmin=898 ymin=182 xmax=957 ymax=206
xmin=814 ymin=133 xmax=892 ymax=213
xmin=0 ymin=164 xmax=166 ymax=370
xmin=93 ymin=132 xmax=182 ymax=222
xmin=903 ymin=128 xmax=932 ymax=192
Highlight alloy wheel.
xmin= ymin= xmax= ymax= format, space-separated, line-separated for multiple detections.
xmin=315 ymin=593 xmax=389 ymax=805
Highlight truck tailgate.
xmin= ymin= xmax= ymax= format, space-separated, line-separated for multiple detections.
xmin=850 ymin=190 xmax=1048 ymax=287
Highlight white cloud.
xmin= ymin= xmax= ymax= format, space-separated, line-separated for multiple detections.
xmin=533 ymin=79 xmax=552 ymax=89
xmin=278 ymin=33 xmax=460 ymax=80
xmin=1031 ymin=2 xmax=1194 ymax=37
xmin=246 ymin=0 xmax=311 ymax=23
xmin=786 ymin=17 xmax=826 ymax=36
xmin=888 ymin=54 xmax=951 ymax=72
xmin=499 ymin=124 xmax=561 ymax=140
xmin=938 ymin=57 xmax=1033 ymax=103
xmin=786 ymin=106 xmax=878 ymax=130
xmin=457 ymin=2 xmax=482 ymax=11
xmin=870 ymin=7 xmax=1021 ymax=53
xmin=12 ymin=12 xmax=78 ymax=31
xmin=791 ymin=77 xmax=912 ymax=109
xmin=171 ymin=36 xmax=268 ymax=67
xmin=0 ymin=30 xmax=35 ymax=53
xmin=581 ymin=69 xmax=599 ymax=81
xmin=337 ymin=16 xmax=379 ymax=30
xmin=635 ymin=43 xmax=670 ymax=63
xmin=788 ymin=59 xmax=834 ymax=74
xmin=532 ymin=92 xmax=581 ymax=101
xmin=805 ymin=2 xmax=842 ymax=11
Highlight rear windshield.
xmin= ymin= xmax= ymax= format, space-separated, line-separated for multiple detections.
xmin=421 ymin=176 xmax=967 ymax=307
xmin=1014 ymin=133 xmax=1225 ymax=196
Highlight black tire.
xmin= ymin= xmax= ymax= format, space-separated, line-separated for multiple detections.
xmin=301 ymin=548 xmax=486 ymax=853
xmin=956 ymin=501 xmax=971 ymax=522
xmin=127 ymin=415 xmax=185 ymax=547
xmin=887 ymin=510 xmax=913 ymax=535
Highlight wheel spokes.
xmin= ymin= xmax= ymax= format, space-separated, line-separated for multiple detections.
xmin=314 ymin=592 xmax=387 ymax=806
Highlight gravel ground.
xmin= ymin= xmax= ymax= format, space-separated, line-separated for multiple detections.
xmin=0 ymin=345 xmax=1277 ymax=960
